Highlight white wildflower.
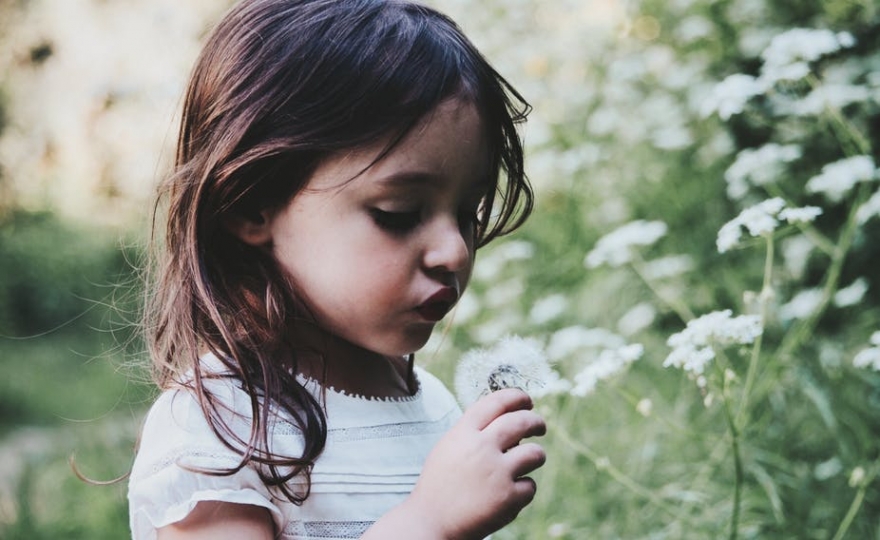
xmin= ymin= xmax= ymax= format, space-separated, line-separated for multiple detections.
xmin=570 ymin=344 xmax=644 ymax=397
xmin=806 ymin=156 xmax=878 ymax=203
xmin=833 ymin=278 xmax=868 ymax=308
xmin=856 ymin=189 xmax=880 ymax=224
xmin=642 ymin=254 xmax=695 ymax=280
xmin=814 ymin=457 xmax=843 ymax=481
xmin=782 ymin=235 xmax=814 ymax=278
xmin=454 ymin=335 xmax=559 ymax=407
xmin=849 ymin=466 xmax=867 ymax=488
xmin=664 ymin=310 xmax=763 ymax=375
xmin=529 ymin=294 xmax=569 ymax=324
xmin=636 ymin=398 xmax=653 ymax=417
xmin=585 ymin=220 xmax=668 ymax=268
xmin=617 ymin=302 xmax=657 ymax=336
xmin=760 ymin=29 xmax=855 ymax=85
xmin=473 ymin=240 xmax=535 ymax=281
xmin=790 ymin=84 xmax=872 ymax=116
xmin=547 ymin=523 xmax=569 ymax=538
xmin=853 ymin=332 xmax=880 ymax=371
xmin=724 ymin=143 xmax=802 ymax=200
xmin=546 ymin=326 xmax=626 ymax=360
xmin=779 ymin=288 xmax=823 ymax=321
xmin=701 ymin=73 xmax=766 ymax=120
xmin=716 ymin=197 xmax=786 ymax=252
xmin=778 ymin=206 xmax=823 ymax=223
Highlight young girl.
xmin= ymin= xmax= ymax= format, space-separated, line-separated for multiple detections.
xmin=128 ymin=1 xmax=545 ymax=538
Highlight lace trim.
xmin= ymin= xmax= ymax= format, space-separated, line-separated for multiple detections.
xmin=273 ymin=408 xmax=456 ymax=442
xmin=295 ymin=374 xmax=423 ymax=403
xmin=284 ymin=520 xmax=373 ymax=539
xmin=141 ymin=447 xmax=244 ymax=478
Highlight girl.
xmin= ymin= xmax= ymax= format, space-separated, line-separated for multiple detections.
xmin=128 ymin=1 xmax=545 ymax=539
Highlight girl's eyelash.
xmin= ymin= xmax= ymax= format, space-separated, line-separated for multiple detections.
xmin=370 ymin=209 xmax=421 ymax=233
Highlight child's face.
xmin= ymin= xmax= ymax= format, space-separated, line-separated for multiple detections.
xmin=266 ymin=99 xmax=488 ymax=356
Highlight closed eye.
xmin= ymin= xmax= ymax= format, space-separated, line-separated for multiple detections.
xmin=370 ymin=209 xmax=421 ymax=233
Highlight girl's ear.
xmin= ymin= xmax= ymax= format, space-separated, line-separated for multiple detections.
xmin=224 ymin=210 xmax=273 ymax=246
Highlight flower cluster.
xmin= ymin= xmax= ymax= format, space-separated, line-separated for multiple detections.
xmin=663 ymin=310 xmax=763 ymax=376
xmin=724 ymin=143 xmax=802 ymax=200
xmin=570 ymin=344 xmax=644 ymax=397
xmin=853 ymin=332 xmax=880 ymax=371
xmin=805 ymin=155 xmax=878 ymax=203
xmin=716 ymin=197 xmax=822 ymax=253
xmin=584 ymin=220 xmax=668 ymax=268
xmin=702 ymin=28 xmax=857 ymax=120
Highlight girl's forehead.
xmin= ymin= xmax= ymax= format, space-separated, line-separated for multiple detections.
xmin=308 ymin=100 xmax=490 ymax=193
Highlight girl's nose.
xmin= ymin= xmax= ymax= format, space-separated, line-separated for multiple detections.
xmin=422 ymin=217 xmax=472 ymax=274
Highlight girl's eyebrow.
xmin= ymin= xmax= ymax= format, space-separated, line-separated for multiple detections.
xmin=375 ymin=171 xmax=492 ymax=195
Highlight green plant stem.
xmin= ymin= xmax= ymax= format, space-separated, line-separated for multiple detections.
xmin=552 ymin=423 xmax=694 ymax=524
xmin=721 ymin=385 xmax=743 ymax=540
xmin=629 ymin=253 xmax=695 ymax=323
xmin=736 ymin=235 xmax=773 ymax=427
xmin=831 ymin=464 xmax=878 ymax=540
xmin=776 ymin=183 xmax=869 ymax=361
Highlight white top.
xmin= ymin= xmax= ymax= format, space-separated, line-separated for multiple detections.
xmin=128 ymin=359 xmax=462 ymax=540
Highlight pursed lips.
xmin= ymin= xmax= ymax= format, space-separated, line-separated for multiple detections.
xmin=415 ymin=286 xmax=459 ymax=322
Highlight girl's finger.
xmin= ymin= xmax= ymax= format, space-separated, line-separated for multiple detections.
xmin=483 ymin=409 xmax=546 ymax=450
xmin=462 ymin=388 xmax=533 ymax=430
xmin=504 ymin=442 xmax=547 ymax=479
xmin=511 ymin=476 xmax=538 ymax=506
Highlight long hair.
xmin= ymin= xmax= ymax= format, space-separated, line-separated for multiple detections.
xmin=144 ymin=0 xmax=533 ymax=504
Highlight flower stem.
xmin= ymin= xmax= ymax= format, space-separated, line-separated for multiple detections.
xmin=776 ymin=182 xmax=869 ymax=361
xmin=831 ymin=463 xmax=878 ymax=540
xmin=629 ymin=253 xmax=695 ymax=322
xmin=552 ymin=423 xmax=694 ymax=524
xmin=721 ymin=381 xmax=743 ymax=540
xmin=736 ymin=235 xmax=773 ymax=427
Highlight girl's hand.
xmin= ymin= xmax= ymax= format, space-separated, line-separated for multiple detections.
xmin=406 ymin=388 xmax=547 ymax=539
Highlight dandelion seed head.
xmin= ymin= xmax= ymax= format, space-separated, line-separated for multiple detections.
xmin=585 ymin=220 xmax=668 ymax=268
xmin=849 ymin=466 xmax=866 ymax=488
xmin=454 ymin=335 xmax=559 ymax=407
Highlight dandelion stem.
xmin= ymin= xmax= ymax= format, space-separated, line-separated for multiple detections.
xmin=629 ymin=253 xmax=695 ymax=322
xmin=736 ymin=235 xmax=772 ymax=426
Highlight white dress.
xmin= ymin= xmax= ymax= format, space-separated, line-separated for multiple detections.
xmin=128 ymin=358 xmax=462 ymax=540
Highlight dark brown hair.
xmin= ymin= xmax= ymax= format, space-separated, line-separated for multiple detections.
xmin=145 ymin=0 xmax=533 ymax=504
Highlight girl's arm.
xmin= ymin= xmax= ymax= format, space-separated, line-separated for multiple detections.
xmin=363 ymin=388 xmax=547 ymax=540
xmin=156 ymin=501 xmax=275 ymax=540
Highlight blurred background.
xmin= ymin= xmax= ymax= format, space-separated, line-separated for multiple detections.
xmin=1 ymin=0 xmax=878 ymax=538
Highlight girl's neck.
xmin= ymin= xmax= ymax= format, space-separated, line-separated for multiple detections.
xmin=289 ymin=321 xmax=416 ymax=400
